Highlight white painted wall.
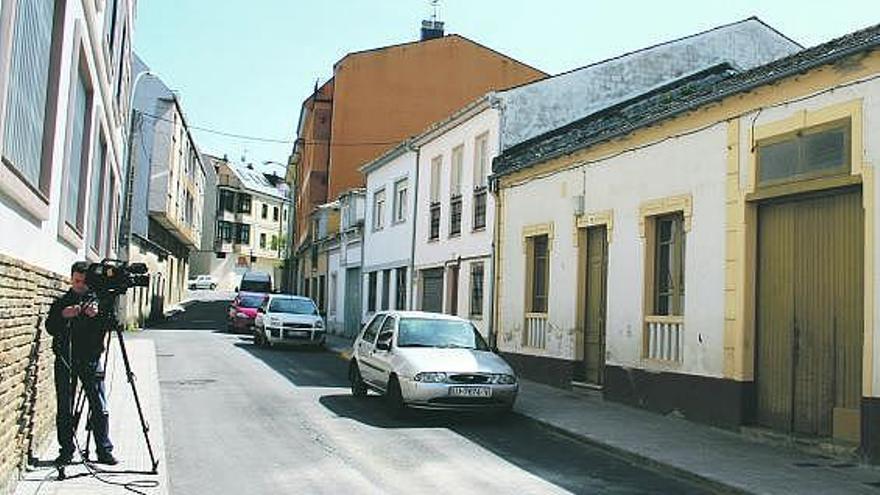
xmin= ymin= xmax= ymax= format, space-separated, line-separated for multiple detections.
xmin=498 ymin=124 xmax=728 ymax=378
xmin=0 ymin=0 xmax=134 ymax=275
xmin=412 ymin=107 xmax=499 ymax=335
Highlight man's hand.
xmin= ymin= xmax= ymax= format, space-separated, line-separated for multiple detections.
xmin=83 ymin=302 xmax=99 ymax=318
xmin=61 ymin=305 xmax=81 ymax=319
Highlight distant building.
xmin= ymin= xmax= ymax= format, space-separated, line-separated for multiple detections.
xmin=202 ymin=156 xmax=290 ymax=290
xmin=124 ymin=55 xmax=208 ymax=325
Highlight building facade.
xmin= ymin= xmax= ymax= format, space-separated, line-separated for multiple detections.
xmin=362 ymin=142 xmax=418 ymax=323
xmin=287 ymin=24 xmax=547 ymax=294
xmin=492 ymin=25 xmax=880 ymax=462
xmin=206 ymin=156 xmax=289 ymax=290
xmin=0 ymin=0 xmax=136 ymax=489
xmin=124 ymin=55 xmax=207 ymax=325
xmin=322 ymin=189 xmax=365 ymax=337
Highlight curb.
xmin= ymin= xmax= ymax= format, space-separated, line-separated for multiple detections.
xmin=321 ymin=337 xmax=746 ymax=495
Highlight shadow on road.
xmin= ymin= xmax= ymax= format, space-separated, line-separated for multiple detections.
xmin=235 ymin=342 xmax=351 ymax=388
xmin=146 ymin=298 xmax=232 ymax=331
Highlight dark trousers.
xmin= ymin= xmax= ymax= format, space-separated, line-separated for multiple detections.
xmin=54 ymin=355 xmax=113 ymax=456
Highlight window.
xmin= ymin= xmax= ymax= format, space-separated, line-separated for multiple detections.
xmin=261 ymin=203 xmax=268 ymax=219
xmin=270 ymin=235 xmax=278 ymax=251
xmin=259 ymin=232 xmax=267 ymax=249
xmin=470 ymin=263 xmax=484 ymax=317
xmin=430 ymin=155 xmax=442 ymax=203
xmin=62 ymin=64 xmax=93 ymax=233
xmin=367 ymin=272 xmax=378 ymax=312
xmin=449 ymin=196 xmax=462 ymax=236
xmin=329 ymin=273 xmax=337 ymax=314
xmin=473 ymin=132 xmax=489 ymax=188
xmin=217 ymin=220 xmax=233 ymax=242
xmin=757 ymin=120 xmax=850 ymax=186
xmin=283 ymin=208 xmax=288 ymax=222
xmin=381 ymin=269 xmax=391 ymax=311
xmin=273 ymin=206 xmax=279 ymax=221
xmin=104 ymin=0 xmax=119 ymax=54
xmin=395 ymin=267 xmax=407 ymax=310
xmin=527 ymin=235 xmax=549 ymax=313
xmin=473 ymin=189 xmax=487 ymax=230
xmin=393 ymin=179 xmax=408 ymax=223
xmin=103 ymin=174 xmax=117 ymax=256
xmin=373 ymin=188 xmax=385 ymax=230
xmin=2 ymin=0 xmax=56 ymax=193
xmin=448 ymin=265 xmax=460 ymax=315
xmin=87 ymin=135 xmax=107 ymax=253
xmin=235 ymin=223 xmax=250 ymax=244
xmin=219 ymin=189 xmax=236 ymax=212
xmin=238 ymin=193 xmax=252 ymax=213
xmin=378 ymin=316 xmax=396 ymax=345
xmin=451 ymin=144 xmax=463 ymax=196
xmin=362 ymin=314 xmax=385 ymax=344
xmin=429 ymin=203 xmax=441 ymax=240
xmin=652 ymin=213 xmax=685 ymax=316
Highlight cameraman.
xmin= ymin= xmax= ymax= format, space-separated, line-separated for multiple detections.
xmin=46 ymin=261 xmax=117 ymax=466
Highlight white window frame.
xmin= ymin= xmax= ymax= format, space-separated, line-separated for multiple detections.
xmin=373 ymin=188 xmax=386 ymax=231
xmin=393 ymin=178 xmax=408 ymax=224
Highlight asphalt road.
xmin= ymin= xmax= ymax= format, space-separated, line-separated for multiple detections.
xmin=146 ymin=295 xmax=711 ymax=495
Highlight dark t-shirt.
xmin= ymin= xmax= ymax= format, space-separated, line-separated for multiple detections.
xmin=46 ymin=289 xmax=109 ymax=360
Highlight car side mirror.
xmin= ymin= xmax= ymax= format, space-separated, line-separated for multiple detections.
xmin=234 ymin=286 xmax=239 ymax=292
xmin=257 ymin=307 xmax=264 ymax=314
xmin=375 ymin=340 xmax=391 ymax=352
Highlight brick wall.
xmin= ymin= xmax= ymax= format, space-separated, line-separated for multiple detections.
xmin=0 ymin=254 xmax=66 ymax=494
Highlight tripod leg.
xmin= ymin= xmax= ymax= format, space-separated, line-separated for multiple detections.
xmin=114 ymin=327 xmax=160 ymax=473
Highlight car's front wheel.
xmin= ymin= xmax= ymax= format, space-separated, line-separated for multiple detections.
xmin=349 ymin=361 xmax=367 ymax=398
xmin=385 ymin=376 xmax=407 ymax=418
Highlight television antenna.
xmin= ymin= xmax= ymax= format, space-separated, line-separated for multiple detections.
xmin=429 ymin=0 xmax=440 ymax=22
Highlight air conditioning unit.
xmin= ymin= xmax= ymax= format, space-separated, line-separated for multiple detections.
xmin=572 ymin=195 xmax=585 ymax=216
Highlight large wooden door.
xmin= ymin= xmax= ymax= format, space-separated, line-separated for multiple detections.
xmin=583 ymin=226 xmax=608 ymax=385
xmin=756 ymin=189 xmax=863 ymax=441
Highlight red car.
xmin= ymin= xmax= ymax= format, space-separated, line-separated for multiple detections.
xmin=227 ymin=292 xmax=268 ymax=333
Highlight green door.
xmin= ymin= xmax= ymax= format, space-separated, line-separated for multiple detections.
xmin=756 ymin=189 xmax=863 ymax=440
xmin=584 ymin=226 xmax=608 ymax=385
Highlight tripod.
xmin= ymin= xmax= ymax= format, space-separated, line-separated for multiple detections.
xmin=61 ymin=297 xmax=159 ymax=478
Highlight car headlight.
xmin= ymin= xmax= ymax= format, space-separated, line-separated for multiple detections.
xmin=266 ymin=317 xmax=281 ymax=326
xmin=413 ymin=372 xmax=447 ymax=383
xmin=491 ymin=374 xmax=517 ymax=385
xmin=235 ymin=312 xmax=248 ymax=319
xmin=315 ymin=320 xmax=324 ymax=328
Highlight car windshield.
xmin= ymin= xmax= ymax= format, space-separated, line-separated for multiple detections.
xmin=238 ymin=295 xmax=264 ymax=308
xmin=269 ymin=298 xmax=317 ymax=315
xmin=397 ymin=318 xmax=489 ymax=350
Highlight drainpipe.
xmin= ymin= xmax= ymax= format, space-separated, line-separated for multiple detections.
xmin=408 ymin=142 xmax=420 ymax=310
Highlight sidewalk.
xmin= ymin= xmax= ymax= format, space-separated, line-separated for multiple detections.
xmin=325 ymin=334 xmax=880 ymax=494
xmin=14 ymin=335 xmax=168 ymax=495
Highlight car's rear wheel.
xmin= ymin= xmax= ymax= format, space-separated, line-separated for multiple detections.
xmin=349 ymin=361 xmax=367 ymax=398
xmin=385 ymin=376 xmax=407 ymax=418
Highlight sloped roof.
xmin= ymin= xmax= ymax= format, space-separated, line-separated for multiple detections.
xmin=494 ymin=23 xmax=880 ymax=177
xmin=228 ymin=162 xmax=289 ymax=200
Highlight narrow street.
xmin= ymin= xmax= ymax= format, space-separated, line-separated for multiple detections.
xmin=144 ymin=295 xmax=710 ymax=495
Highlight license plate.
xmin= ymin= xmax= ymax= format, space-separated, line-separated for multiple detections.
xmin=285 ymin=330 xmax=308 ymax=338
xmin=449 ymin=386 xmax=492 ymax=398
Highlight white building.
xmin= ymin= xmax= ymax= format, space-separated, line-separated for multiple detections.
xmin=200 ymin=156 xmax=290 ymax=290
xmin=324 ymin=189 xmax=365 ymax=337
xmin=492 ymin=26 xmax=880 ymax=461
xmin=361 ymin=142 xmax=418 ymax=322
xmin=406 ymin=18 xmax=800 ymax=341
xmin=0 ymin=0 xmax=136 ymax=275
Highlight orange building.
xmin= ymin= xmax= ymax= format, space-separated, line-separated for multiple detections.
xmin=289 ymin=27 xmax=546 ymax=254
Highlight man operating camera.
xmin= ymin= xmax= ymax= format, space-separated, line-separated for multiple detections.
xmin=46 ymin=261 xmax=118 ymax=466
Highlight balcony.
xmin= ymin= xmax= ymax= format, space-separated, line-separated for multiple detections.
xmin=644 ymin=315 xmax=684 ymax=363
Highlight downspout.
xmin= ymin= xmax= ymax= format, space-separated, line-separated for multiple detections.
xmin=408 ymin=142 xmax=420 ymax=310
xmin=489 ymin=175 xmax=501 ymax=350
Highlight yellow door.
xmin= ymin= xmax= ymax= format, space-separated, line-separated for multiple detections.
xmin=756 ymin=188 xmax=863 ymax=441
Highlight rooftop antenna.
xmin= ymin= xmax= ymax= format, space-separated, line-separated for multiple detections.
xmin=421 ymin=0 xmax=444 ymax=41
xmin=430 ymin=0 xmax=440 ymax=22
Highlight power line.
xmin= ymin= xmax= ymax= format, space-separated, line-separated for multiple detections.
xmin=138 ymin=111 xmax=402 ymax=147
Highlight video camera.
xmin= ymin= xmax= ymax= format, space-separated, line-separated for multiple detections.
xmin=85 ymin=259 xmax=150 ymax=297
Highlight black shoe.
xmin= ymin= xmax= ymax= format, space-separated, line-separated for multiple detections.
xmin=54 ymin=452 xmax=73 ymax=466
xmin=95 ymin=453 xmax=118 ymax=465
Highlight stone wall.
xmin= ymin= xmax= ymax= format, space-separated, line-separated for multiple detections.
xmin=0 ymin=254 xmax=66 ymax=494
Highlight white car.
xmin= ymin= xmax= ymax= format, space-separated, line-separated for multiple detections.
xmin=349 ymin=311 xmax=518 ymax=417
xmin=253 ymin=295 xmax=325 ymax=348
xmin=188 ymin=275 xmax=217 ymax=290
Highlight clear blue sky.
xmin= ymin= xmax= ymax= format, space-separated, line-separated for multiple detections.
xmin=134 ymin=0 xmax=877 ymax=172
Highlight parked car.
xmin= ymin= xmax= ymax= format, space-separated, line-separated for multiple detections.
xmin=227 ymin=292 xmax=268 ymax=333
xmin=237 ymin=271 xmax=272 ymax=294
xmin=253 ymin=295 xmax=325 ymax=348
xmin=348 ymin=311 xmax=517 ymax=417
xmin=188 ymin=275 xmax=217 ymax=290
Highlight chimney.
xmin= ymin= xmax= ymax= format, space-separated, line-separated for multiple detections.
xmin=420 ymin=19 xmax=444 ymax=41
